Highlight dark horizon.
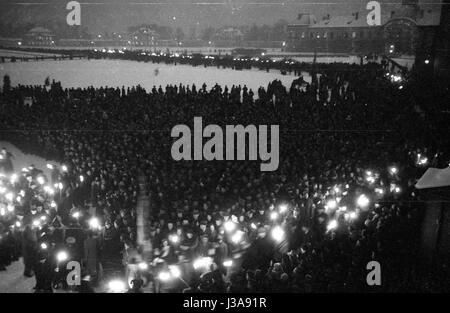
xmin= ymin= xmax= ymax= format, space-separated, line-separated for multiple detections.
xmin=0 ymin=0 xmax=443 ymax=35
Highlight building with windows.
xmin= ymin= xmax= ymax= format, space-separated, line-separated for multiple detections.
xmin=129 ymin=26 xmax=159 ymax=46
xmin=24 ymin=27 xmax=56 ymax=46
xmin=286 ymin=4 xmax=441 ymax=56
xmin=213 ymin=27 xmax=244 ymax=42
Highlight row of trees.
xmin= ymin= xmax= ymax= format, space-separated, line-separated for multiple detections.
xmin=0 ymin=20 xmax=288 ymax=42
xmin=0 ymin=21 xmax=91 ymax=39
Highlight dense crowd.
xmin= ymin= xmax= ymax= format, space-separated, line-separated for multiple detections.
xmin=1 ymin=59 xmax=449 ymax=292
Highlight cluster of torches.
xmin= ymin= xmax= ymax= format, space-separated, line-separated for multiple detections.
xmin=1 ymin=152 xmax=429 ymax=292
xmin=92 ymin=48 xmax=303 ymax=69
xmin=0 ymin=162 xmax=99 ymax=267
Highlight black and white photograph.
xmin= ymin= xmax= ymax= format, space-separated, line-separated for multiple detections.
xmin=0 ymin=0 xmax=449 ymax=301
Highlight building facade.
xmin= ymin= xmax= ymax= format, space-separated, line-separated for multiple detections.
xmin=24 ymin=27 xmax=56 ymax=46
xmin=286 ymin=5 xmax=440 ymax=56
xmin=129 ymin=26 xmax=159 ymax=46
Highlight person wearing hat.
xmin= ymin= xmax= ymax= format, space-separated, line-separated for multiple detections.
xmin=34 ymin=242 xmax=55 ymax=293
xmin=191 ymin=209 xmax=201 ymax=228
xmin=179 ymin=227 xmax=198 ymax=260
xmin=196 ymin=234 xmax=214 ymax=258
xmin=127 ymin=278 xmax=144 ymax=293
xmin=198 ymin=220 xmax=208 ymax=237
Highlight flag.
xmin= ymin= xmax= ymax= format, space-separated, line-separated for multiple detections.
xmin=415 ymin=166 xmax=450 ymax=189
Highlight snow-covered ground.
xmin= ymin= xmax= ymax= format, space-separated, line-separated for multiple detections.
xmin=0 ymin=59 xmax=304 ymax=92
xmin=0 ymin=141 xmax=59 ymax=179
xmin=0 ymin=49 xmax=61 ymax=58
xmin=0 ymin=259 xmax=35 ymax=293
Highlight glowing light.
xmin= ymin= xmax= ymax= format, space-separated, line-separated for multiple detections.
xmin=394 ymin=186 xmax=401 ymax=194
xmin=15 ymin=221 xmax=21 ymax=227
xmin=326 ymin=199 xmax=337 ymax=210
xmin=5 ymin=192 xmax=14 ymax=202
xmin=72 ymin=212 xmax=81 ymax=219
xmin=44 ymin=186 xmax=55 ymax=195
xmin=193 ymin=257 xmax=212 ymax=270
xmin=108 ymin=280 xmax=126 ymax=293
xmin=338 ymin=206 xmax=347 ymax=212
xmin=278 ymin=204 xmax=288 ymax=213
xmin=40 ymin=215 xmax=47 ymax=221
xmin=356 ymin=194 xmax=370 ymax=208
xmin=223 ymin=260 xmax=233 ymax=267
xmin=224 ymin=221 xmax=236 ymax=232
xmin=417 ymin=154 xmax=428 ymax=166
xmin=271 ymin=226 xmax=285 ymax=242
xmin=231 ymin=231 xmax=244 ymax=244
xmin=158 ymin=271 xmax=171 ymax=281
xmin=327 ymin=220 xmax=338 ymax=231
xmin=375 ymin=188 xmax=384 ymax=195
xmin=425 ymin=59 xmax=430 ymax=64
xmin=389 ymin=166 xmax=398 ymax=175
xmin=250 ymin=223 xmax=257 ymax=230
xmin=270 ymin=212 xmax=279 ymax=220
xmin=56 ymin=251 xmax=68 ymax=262
xmin=58 ymin=183 xmax=64 ymax=190
xmin=169 ymin=234 xmax=180 ymax=244
xmin=40 ymin=243 xmax=48 ymax=250
xmin=10 ymin=174 xmax=18 ymax=184
xmin=79 ymin=175 xmax=84 ymax=182
xmin=37 ymin=176 xmax=45 ymax=185
xmin=61 ymin=165 xmax=68 ymax=172
xmin=89 ymin=217 xmax=100 ymax=229
xmin=50 ymin=201 xmax=57 ymax=208
xmin=0 ymin=208 xmax=5 ymax=216
xmin=138 ymin=262 xmax=148 ymax=271
xmin=349 ymin=212 xmax=358 ymax=220
xmin=169 ymin=265 xmax=181 ymax=278
xmin=46 ymin=164 xmax=54 ymax=170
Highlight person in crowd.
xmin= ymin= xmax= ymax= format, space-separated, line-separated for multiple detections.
xmin=1 ymin=57 xmax=449 ymax=292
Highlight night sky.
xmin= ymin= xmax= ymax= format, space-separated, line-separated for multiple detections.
xmin=0 ymin=0 xmax=443 ymax=33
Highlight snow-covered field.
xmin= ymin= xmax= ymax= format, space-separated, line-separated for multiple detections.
xmin=0 ymin=59 xmax=304 ymax=92
xmin=0 ymin=49 xmax=61 ymax=58
xmin=0 ymin=141 xmax=58 ymax=179
xmin=0 ymin=259 xmax=35 ymax=293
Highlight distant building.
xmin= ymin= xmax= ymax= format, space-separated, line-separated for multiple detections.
xmin=129 ymin=26 xmax=159 ymax=46
xmin=24 ymin=27 xmax=56 ymax=46
xmin=213 ymin=27 xmax=244 ymax=42
xmin=286 ymin=4 xmax=441 ymax=56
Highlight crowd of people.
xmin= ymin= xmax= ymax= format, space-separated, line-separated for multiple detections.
xmin=0 ymin=46 xmax=396 ymax=79
xmin=1 ymin=57 xmax=449 ymax=292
